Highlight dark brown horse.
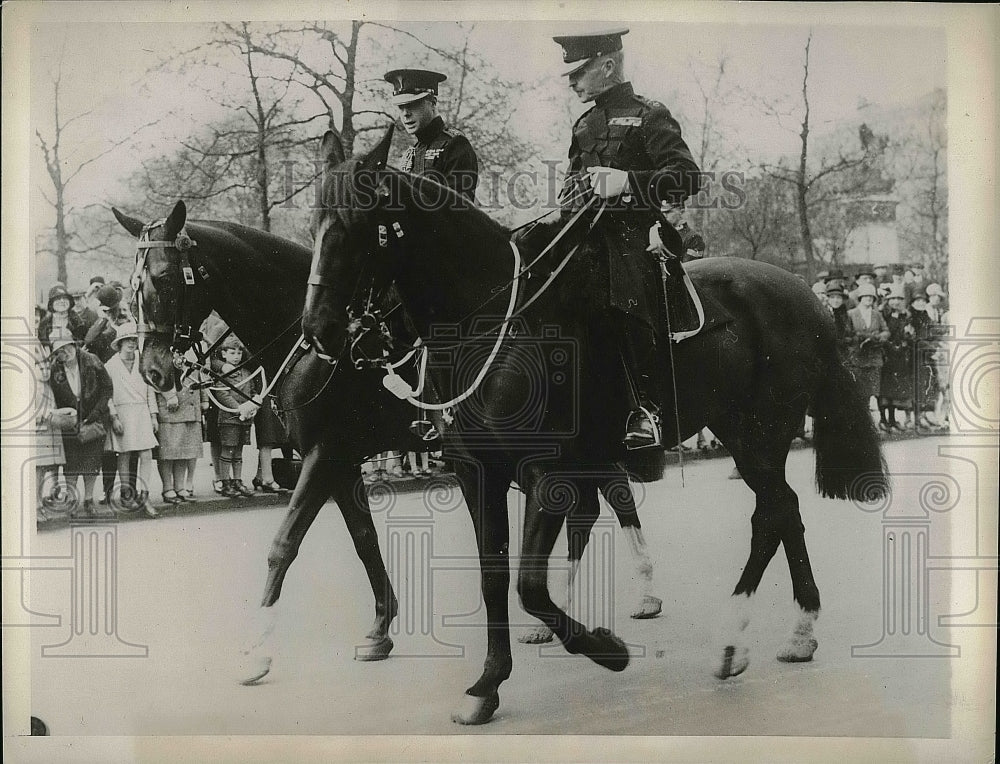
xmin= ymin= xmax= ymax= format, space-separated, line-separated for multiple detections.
xmin=302 ymin=127 xmax=888 ymax=724
xmin=115 ymin=200 xmax=660 ymax=683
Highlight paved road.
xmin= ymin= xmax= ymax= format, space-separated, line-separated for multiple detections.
xmin=26 ymin=436 xmax=964 ymax=737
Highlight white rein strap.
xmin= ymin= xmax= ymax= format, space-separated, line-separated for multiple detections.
xmin=384 ymin=239 xmax=522 ymax=411
xmin=384 ymin=198 xmax=607 ymax=411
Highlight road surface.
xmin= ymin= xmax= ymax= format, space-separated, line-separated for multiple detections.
xmin=25 ymin=436 xmax=963 ymax=737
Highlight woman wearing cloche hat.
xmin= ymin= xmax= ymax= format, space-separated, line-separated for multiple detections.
xmin=878 ymin=286 xmax=914 ymax=430
xmin=37 ymin=284 xmax=87 ymax=349
xmin=846 ymin=282 xmax=890 ymax=415
xmin=48 ymin=325 xmax=114 ymax=518
xmin=105 ymin=321 xmax=160 ymax=517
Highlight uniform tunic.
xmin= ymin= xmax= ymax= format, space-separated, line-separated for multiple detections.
xmin=563 ymin=81 xmax=702 ymax=329
xmin=401 ymin=116 xmax=479 ymax=202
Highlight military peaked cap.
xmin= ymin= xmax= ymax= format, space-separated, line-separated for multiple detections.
xmin=384 ymin=68 xmax=447 ymax=106
xmin=553 ymin=27 xmax=629 ymax=76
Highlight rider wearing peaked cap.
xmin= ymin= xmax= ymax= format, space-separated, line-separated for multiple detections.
xmin=385 ymin=68 xmax=479 ymax=203
xmin=551 ymin=27 xmax=704 ymax=449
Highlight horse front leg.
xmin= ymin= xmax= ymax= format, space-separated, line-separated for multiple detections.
xmin=517 ymin=468 xmax=629 ymax=673
xmin=451 ymin=462 xmax=513 ymax=726
xmin=328 ymin=471 xmax=397 ymax=661
xmin=238 ymin=443 xmax=340 ymax=685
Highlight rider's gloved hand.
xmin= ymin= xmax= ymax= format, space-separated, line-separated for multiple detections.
xmin=587 ymin=166 xmax=630 ymax=199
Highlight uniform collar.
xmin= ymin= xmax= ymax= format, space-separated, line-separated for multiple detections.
xmin=415 ymin=116 xmax=446 ymax=144
xmin=594 ymin=81 xmax=634 ymax=109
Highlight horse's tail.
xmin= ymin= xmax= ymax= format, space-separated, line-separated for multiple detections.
xmin=812 ymin=355 xmax=889 ymax=501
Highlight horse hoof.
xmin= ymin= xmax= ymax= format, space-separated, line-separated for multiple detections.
xmin=631 ymin=595 xmax=663 ymax=619
xmin=714 ymin=645 xmax=749 ymax=679
xmin=588 ymin=627 xmax=630 ymax=672
xmin=451 ymin=691 xmax=499 ymax=725
xmin=777 ymin=637 xmax=818 ymax=663
xmin=355 ymin=636 xmax=394 ymax=661
xmin=517 ymin=624 xmax=554 ymax=644
xmin=238 ymin=654 xmax=272 ymax=685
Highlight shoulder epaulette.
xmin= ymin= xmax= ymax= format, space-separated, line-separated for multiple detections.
xmin=636 ymin=95 xmax=667 ymax=112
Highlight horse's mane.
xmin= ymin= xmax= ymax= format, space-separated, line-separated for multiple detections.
xmin=187 ymin=219 xmax=313 ymax=275
xmin=384 ymin=166 xmax=512 ymax=242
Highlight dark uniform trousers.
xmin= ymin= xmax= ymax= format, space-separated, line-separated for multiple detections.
xmin=562 ymin=81 xmax=702 ymax=412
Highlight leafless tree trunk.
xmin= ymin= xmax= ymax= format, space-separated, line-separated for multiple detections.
xmin=759 ymin=33 xmax=868 ymax=282
xmin=35 ymin=55 xmax=154 ymax=283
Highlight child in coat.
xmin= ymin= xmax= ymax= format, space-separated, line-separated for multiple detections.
xmin=211 ymin=337 xmax=258 ymax=497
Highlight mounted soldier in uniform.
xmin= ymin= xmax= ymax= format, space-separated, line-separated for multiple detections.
xmin=383 ymin=68 xmax=484 ymax=442
xmin=552 ymin=28 xmax=705 ymax=448
xmin=384 ymin=68 xmax=479 ymax=204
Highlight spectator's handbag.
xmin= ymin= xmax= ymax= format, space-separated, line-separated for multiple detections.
xmin=73 ymin=420 xmax=107 ymax=444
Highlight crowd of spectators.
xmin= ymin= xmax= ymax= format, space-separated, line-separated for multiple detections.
xmin=30 ymin=257 xmax=951 ymax=523
xmin=812 ymin=262 xmax=950 ymax=431
xmin=31 ymin=277 xmax=298 ymax=524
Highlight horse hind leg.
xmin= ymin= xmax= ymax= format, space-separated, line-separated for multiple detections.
xmin=600 ymin=472 xmax=661 ymax=619
xmin=708 ymin=451 xmax=783 ymax=680
xmin=517 ymin=481 xmax=597 ymax=645
xmin=741 ymin=462 xmax=820 ymax=665
xmin=715 ymin=463 xmax=820 ymax=678
xmin=774 ymin=481 xmax=820 ymax=663
xmin=517 ymin=469 xmax=629 ymax=673
xmin=327 ymin=473 xmax=397 ymax=661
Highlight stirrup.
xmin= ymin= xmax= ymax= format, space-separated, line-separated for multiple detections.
xmin=624 ymin=407 xmax=661 ymax=450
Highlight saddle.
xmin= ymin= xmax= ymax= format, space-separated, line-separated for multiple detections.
xmin=612 ymin=221 xmax=732 ymax=343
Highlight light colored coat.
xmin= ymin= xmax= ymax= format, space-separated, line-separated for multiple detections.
xmin=105 ymin=353 xmax=158 ymax=452
xmin=847 ymin=305 xmax=890 ymax=369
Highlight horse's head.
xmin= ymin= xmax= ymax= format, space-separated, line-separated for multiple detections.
xmin=112 ymin=200 xmax=212 ymax=392
xmin=302 ymin=125 xmax=396 ymax=360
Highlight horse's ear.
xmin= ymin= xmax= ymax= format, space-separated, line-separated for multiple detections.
xmin=112 ymin=207 xmax=145 ymax=238
xmin=163 ymin=200 xmax=187 ymax=240
xmin=321 ymin=130 xmax=346 ymax=167
xmin=358 ymin=124 xmax=394 ymax=172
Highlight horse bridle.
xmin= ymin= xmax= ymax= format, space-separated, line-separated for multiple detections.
xmin=130 ymin=219 xmax=211 ymax=358
xmin=131 ymin=219 xmax=328 ymax=411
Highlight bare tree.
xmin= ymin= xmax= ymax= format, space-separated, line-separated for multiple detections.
xmin=35 ymin=51 xmax=155 ymax=284
xmin=131 ymin=22 xmax=330 ymax=236
xmin=893 ymin=89 xmax=947 ymax=274
xmin=724 ymin=174 xmax=795 ymax=261
xmin=758 ymin=32 xmax=869 ymax=282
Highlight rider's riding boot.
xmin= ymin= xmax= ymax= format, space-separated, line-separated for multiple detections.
xmin=619 ymin=319 xmax=662 ymax=450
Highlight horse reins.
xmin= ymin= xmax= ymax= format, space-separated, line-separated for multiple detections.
xmin=352 ymin=191 xmax=608 ymax=411
xmin=131 ymin=223 xmax=325 ymax=412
